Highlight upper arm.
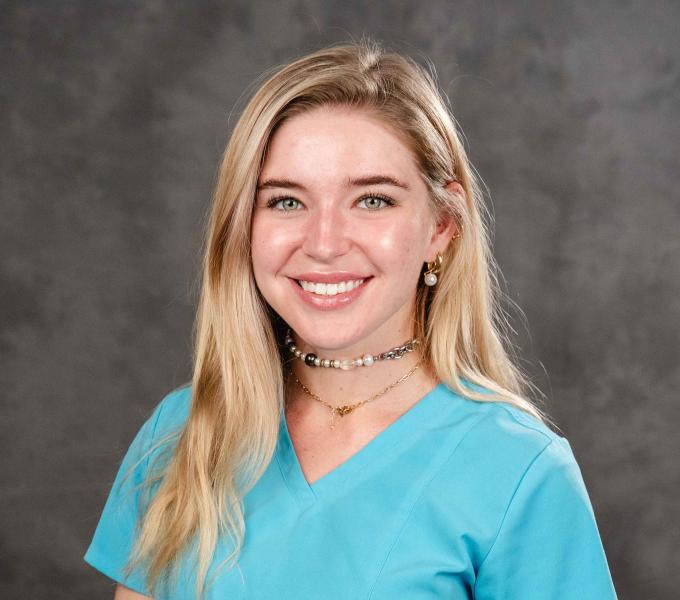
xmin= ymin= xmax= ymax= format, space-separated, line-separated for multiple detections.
xmin=83 ymin=410 xmax=160 ymax=593
xmin=114 ymin=583 xmax=153 ymax=600
xmin=84 ymin=393 xmax=179 ymax=595
xmin=84 ymin=387 xmax=191 ymax=595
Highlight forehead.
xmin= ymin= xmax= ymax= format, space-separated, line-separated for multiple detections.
xmin=260 ymin=106 xmax=422 ymax=184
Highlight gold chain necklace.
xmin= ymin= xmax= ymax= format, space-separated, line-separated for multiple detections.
xmin=287 ymin=361 xmax=422 ymax=429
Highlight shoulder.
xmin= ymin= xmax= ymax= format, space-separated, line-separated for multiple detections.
xmin=438 ymin=379 xmax=561 ymax=448
xmin=468 ymin=396 xmax=577 ymax=483
xmin=148 ymin=383 xmax=193 ymax=440
xmin=433 ymin=380 xmax=579 ymax=503
xmin=123 ymin=383 xmax=193 ymax=478
xmin=423 ymin=382 xmax=592 ymax=550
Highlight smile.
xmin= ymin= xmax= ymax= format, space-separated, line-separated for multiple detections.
xmin=288 ymin=276 xmax=372 ymax=311
xmin=297 ymin=279 xmax=364 ymax=296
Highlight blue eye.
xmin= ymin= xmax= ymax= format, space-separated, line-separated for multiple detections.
xmin=267 ymin=197 xmax=302 ymax=211
xmin=357 ymin=194 xmax=395 ymax=210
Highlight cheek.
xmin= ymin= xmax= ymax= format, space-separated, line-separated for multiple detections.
xmin=367 ymin=217 xmax=429 ymax=273
xmin=251 ymin=216 xmax=295 ymax=274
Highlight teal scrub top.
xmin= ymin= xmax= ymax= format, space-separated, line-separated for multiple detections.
xmin=84 ymin=382 xmax=618 ymax=599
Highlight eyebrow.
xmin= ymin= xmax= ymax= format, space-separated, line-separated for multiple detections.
xmin=256 ymin=174 xmax=411 ymax=191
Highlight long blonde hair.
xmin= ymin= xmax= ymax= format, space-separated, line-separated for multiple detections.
xmin=127 ymin=39 xmax=553 ymax=598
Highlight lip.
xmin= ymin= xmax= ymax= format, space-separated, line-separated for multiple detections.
xmin=288 ymin=276 xmax=372 ymax=311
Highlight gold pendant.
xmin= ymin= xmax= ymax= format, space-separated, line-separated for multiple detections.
xmin=329 ymin=405 xmax=355 ymax=429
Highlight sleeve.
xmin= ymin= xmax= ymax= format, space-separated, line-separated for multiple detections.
xmin=473 ymin=437 xmax=618 ymax=600
xmin=83 ymin=402 xmax=166 ymax=596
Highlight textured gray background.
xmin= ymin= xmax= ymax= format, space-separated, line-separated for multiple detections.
xmin=2 ymin=1 xmax=678 ymax=598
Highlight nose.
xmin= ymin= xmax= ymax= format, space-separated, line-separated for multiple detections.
xmin=301 ymin=205 xmax=351 ymax=261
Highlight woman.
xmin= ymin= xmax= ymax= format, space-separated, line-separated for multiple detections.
xmin=84 ymin=41 xmax=618 ymax=599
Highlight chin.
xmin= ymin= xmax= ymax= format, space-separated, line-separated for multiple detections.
xmin=286 ymin=322 xmax=369 ymax=352
xmin=296 ymin=330 xmax=359 ymax=350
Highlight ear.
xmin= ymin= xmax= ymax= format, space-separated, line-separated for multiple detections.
xmin=425 ymin=180 xmax=464 ymax=262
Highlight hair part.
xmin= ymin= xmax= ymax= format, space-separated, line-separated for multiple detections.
xmin=126 ymin=38 xmax=554 ymax=598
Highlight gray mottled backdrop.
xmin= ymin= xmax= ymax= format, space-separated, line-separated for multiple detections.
xmin=2 ymin=1 xmax=678 ymax=598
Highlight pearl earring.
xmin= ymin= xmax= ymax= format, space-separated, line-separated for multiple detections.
xmin=424 ymin=254 xmax=443 ymax=286
xmin=423 ymin=232 xmax=461 ymax=287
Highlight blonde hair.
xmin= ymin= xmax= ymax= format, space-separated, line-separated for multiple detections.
xmin=126 ymin=39 xmax=553 ymax=598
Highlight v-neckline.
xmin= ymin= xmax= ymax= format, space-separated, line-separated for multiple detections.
xmin=276 ymin=382 xmax=446 ymax=504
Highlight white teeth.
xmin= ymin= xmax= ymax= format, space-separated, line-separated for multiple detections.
xmin=298 ymin=279 xmax=365 ymax=296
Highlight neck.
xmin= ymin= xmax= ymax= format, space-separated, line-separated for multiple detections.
xmin=283 ymin=330 xmax=438 ymax=430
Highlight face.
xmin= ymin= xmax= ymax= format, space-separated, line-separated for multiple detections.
xmin=251 ymin=105 xmax=456 ymax=354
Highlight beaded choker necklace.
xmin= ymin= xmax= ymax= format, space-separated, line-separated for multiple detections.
xmin=284 ymin=328 xmax=420 ymax=370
